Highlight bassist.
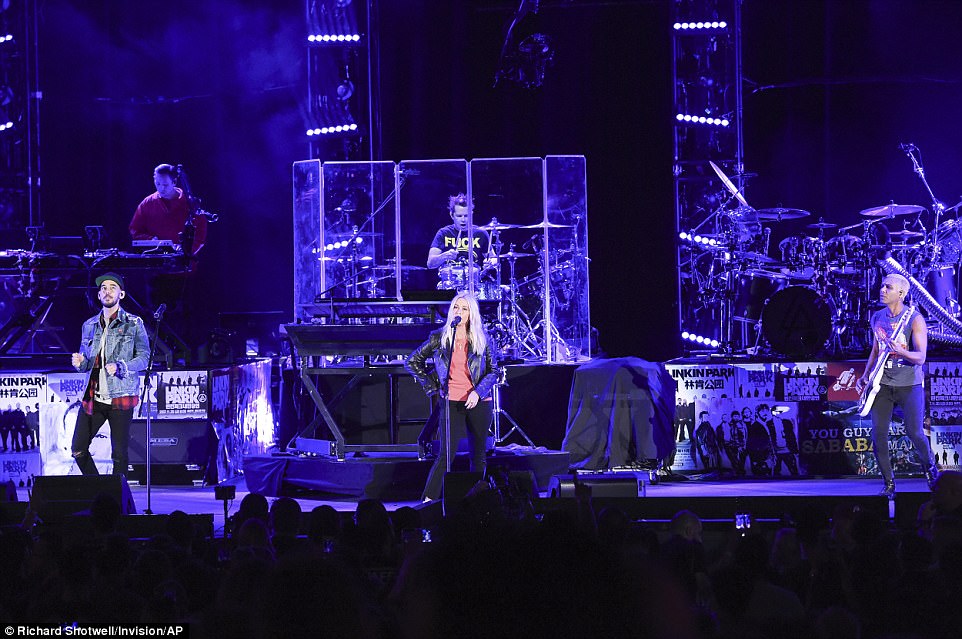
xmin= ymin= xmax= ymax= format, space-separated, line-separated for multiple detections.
xmin=855 ymin=274 xmax=939 ymax=498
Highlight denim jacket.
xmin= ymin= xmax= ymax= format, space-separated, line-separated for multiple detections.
xmin=74 ymin=307 xmax=150 ymax=398
xmin=405 ymin=327 xmax=500 ymax=399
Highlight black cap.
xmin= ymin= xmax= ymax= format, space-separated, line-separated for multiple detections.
xmin=95 ymin=272 xmax=125 ymax=290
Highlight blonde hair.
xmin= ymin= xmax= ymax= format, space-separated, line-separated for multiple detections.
xmin=441 ymin=293 xmax=487 ymax=355
xmin=884 ymin=273 xmax=910 ymax=295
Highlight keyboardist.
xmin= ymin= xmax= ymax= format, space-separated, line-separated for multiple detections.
xmin=129 ymin=163 xmax=207 ymax=255
xmin=128 ymin=163 xmax=207 ymax=362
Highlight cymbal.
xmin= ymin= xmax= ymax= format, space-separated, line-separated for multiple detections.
xmin=322 ymin=255 xmax=374 ymax=262
xmin=709 ymin=161 xmax=750 ymax=208
xmin=755 ymin=208 xmax=811 ymax=221
xmin=889 ymin=230 xmax=923 ymax=239
xmin=859 ymin=203 xmax=925 ymax=218
xmin=498 ymin=250 xmax=535 ymax=259
xmin=520 ymin=220 xmax=573 ymax=229
xmin=807 ymin=221 xmax=837 ymax=229
xmin=478 ymin=221 xmax=519 ymax=232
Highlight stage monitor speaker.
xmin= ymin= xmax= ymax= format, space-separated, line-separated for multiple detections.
xmin=128 ymin=420 xmax=215 ymax=485
xmin=547 ymin=473 xmax=645 ymax=499
xmin=32 ymin=475 xmax=136 ymax=523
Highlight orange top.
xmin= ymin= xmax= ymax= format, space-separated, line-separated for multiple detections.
xmin=448 ymin=337 xmax=474 ymax=401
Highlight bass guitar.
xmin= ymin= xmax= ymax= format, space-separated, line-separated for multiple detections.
xmin=858 ymin=304 xmax=916 ymax=417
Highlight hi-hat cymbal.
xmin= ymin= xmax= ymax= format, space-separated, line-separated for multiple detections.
xmin=755 ymin=208 xmax=811 ymax=221
xmin=889 ymin=230 xmax=924 ymax=239
xmin=859 ymin=203 xmax=925 ymax=218
xmin=807 ymin=221 xmax=837 ymax=229
xmin=709 ymin=161 xmax=750 ymax=208
xmin=521 ymin=220 xmax=573 ymax=229
xmin=478 ymin=220 xmax=520 ymax=232
xmin=498 ymin=250 xmax=535 ymax=259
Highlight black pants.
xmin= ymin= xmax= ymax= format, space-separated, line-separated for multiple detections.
xmin=724 ymin=443 xmax=747 ymax=475
xmin=869 ymin=383 xmax=934 ymax=483
xmin=422 ymin=400 xmax=492 ymax=501
xmin=774 ymin=451 xmax=799 ymax=475
xmin=71 ymin=401 xmax=134 ymax=476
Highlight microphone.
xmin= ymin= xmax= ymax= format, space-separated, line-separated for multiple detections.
xmin=450 ymin=315 xmax=462 ymax=329
xmin=899 ymin=143 xmax=916 ymax=152
xmin=153 ymin=303 xmax=167 ymax=320
xmin=523 ymin=234 xmax=538 ymax=249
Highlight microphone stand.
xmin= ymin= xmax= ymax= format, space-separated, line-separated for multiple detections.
xmin=176 ymin=165 xmax=198 ymax=268
xmin=138 ymin=304 xmax=166 ymax=515
xmin=902 ymin=146 xmax=946 ymax=261
xmin=443 ymin=321 xmax=458 ymax=473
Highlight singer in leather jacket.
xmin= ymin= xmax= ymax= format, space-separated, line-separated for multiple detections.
xmin=406 ymin=293 xmax=500 ymax=500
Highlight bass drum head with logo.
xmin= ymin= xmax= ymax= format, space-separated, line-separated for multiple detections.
xmin=762 ymin=286 xmax=834 ymax=358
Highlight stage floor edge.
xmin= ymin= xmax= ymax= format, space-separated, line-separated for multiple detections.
xmin=242 ymin=447 xmax=572 ymax=501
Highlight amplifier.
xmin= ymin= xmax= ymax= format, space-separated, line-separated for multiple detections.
xmin=128 ymin=420 xmax=215 ymax=485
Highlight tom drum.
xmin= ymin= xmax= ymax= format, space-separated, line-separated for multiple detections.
xmin=733 ymin=270 xmax=787 ymax=321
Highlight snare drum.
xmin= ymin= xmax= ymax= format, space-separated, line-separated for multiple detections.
xmin=437 ymin=262 xmax=481 ymax=291
xmin=761 ymin=286 xmax=834 ymax=357
xmin=733 ymin=270 xmax=787 ymax=320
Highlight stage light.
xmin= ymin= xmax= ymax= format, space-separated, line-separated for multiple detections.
xmin=673 ymin=21 xmax=728 ymax=31
xmin=679 ymin=231 xmax=719 ymax=248
xmin=681 ymin=331 xmax=720 ymax=349
xmin=308 ymin=33 xmax=361 ymax=43
xmin=306 ymin=122 xmax=357 ymax=137
xmin=676 ymin=113 xmax=730 ymax=127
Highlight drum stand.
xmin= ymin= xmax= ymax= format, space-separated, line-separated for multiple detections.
xmin=497 ymin=249 xmax=542 ymax=360
xmin=490 ymin=368 xmax=535 ymax=447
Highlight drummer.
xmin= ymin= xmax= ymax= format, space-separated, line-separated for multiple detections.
xmin=426 ymin=193 xmax=497 ymax=280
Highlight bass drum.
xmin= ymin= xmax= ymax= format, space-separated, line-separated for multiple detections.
xmin=762 ymin=286 xmax=835 ymax=358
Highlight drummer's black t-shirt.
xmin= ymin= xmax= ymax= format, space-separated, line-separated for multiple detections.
xmin=430 ymin=224 xmax=490 ymax=264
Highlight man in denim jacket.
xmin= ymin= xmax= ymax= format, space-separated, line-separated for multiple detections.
xmin=71 ymin=273 xmax=150 ymax=476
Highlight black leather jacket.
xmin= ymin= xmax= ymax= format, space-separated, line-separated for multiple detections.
xmin=405 ymin=327 xmax=500 ymax=399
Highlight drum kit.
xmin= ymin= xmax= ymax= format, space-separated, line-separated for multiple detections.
xmin=688 ymin=159 xmax=962 ymax=358
xmin=435 ymin=217 xmax=586 ymax=361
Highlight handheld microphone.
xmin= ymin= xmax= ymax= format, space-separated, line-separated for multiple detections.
xmin=450 ymin=315 xmax=462 ymax=329
xmin=153 ymin=303 xmax=167 ymax=320
xmin=899 ymin=143 xmax=916 ymax=152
